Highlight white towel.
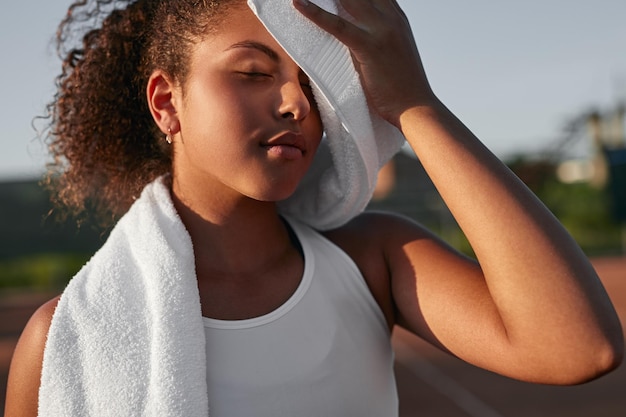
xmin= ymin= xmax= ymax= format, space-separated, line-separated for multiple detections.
xmin=39 ymin=178 xmax=209 ymax=417
xmin=248 ymin=0 xmax=406 ymax=230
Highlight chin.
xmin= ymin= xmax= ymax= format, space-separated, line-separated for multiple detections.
xmin=254 ymin=183 xmax=300 ymax=203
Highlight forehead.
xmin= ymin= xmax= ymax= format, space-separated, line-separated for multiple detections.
xmin=184 ymin=3 xmax=304 ymax=77
xmin=200 ymin=4 xmax=282 ymax=54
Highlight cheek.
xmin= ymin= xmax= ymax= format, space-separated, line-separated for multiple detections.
xmin=183 ymin=88 xmax=258 ymax=143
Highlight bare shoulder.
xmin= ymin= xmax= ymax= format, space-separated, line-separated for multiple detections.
xmin=323 ymin=211 xmax=481 ymax=343
xmin=324 ymin=210 xmax=434 ymax=243
xmin=5 ymin=295 xmax=60 ymax=417
xmin=323 ymin=210 xmax=456 ymax=265
xmin=15 ymin=295 xmax=59 ymax=351
xmin=322 ymin=211 xmax=418 ymax=273
xmin=322 ymin=211 xmax=444 ymax=328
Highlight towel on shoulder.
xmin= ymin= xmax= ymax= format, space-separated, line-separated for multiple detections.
xmin=39 ymin=178 xmax=209 ymax=417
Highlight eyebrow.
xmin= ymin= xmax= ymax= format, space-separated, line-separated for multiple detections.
xmin=226 ymin=41 xmax=280 ymax=62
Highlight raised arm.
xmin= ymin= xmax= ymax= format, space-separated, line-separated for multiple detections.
xmin=294 ymin=0 xmax=623 ymax=384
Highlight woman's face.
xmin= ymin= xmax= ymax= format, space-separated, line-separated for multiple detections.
xmin=170 ymin=3 xmax=323 ymax=204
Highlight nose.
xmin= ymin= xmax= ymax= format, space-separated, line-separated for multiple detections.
xmin=277 ymin=80 xmax=312 ymax=121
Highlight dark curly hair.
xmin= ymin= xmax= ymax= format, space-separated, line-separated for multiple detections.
xmin=43 ymin=0 xmax=237 ymax=228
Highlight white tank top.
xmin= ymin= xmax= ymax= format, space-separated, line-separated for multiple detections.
xmin=203 ymin=217 xmax=398 ymax=417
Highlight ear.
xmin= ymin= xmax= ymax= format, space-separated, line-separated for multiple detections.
xmin=147 ymin=70 xmax=181 ymax=135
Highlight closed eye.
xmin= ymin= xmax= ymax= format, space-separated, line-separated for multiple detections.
xmin=238 ymin=71 xmax=272 ymax=78
xmin=299 ymin=75 xmax=313 ymax=91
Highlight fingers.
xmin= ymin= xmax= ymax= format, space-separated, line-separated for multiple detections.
xmin=293 ymin=0 xmax=432 ymax=123
xmin=336 ymin=0 xmax=408 ymax=28
xmin=292 ymin=0 xmax=366 ymax=46
xmin=336 ymin=0 xmax=383 ymax=23
xmin=293 ymin=0 xmax=411 ymax=46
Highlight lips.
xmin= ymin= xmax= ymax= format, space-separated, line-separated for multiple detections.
xmin=261 ymin=132 xmax=307 ymax=160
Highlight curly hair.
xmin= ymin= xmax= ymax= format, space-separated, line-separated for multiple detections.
xmin=43 ymin=0 xmax=236 ymax=228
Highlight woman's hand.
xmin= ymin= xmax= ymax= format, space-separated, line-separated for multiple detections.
xmin=293 ymin=0 xmax=437 ymax=127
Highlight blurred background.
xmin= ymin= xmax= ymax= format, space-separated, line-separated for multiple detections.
xmin=1 ymin=0 xmax=625 ymax=416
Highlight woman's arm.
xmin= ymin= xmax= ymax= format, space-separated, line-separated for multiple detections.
xmin=393 ymin=103 xmax=623 ymax=382
xmin=295 ymin=0 xmax=623 ymax=384
xmin=5 ymin=297 xmax=59 ymax=417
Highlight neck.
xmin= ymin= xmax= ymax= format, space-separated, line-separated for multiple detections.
xmin=170 ymin=177 xmax=294 ymax=277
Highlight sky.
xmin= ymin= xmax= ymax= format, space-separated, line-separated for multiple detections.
xmin=2 ymin=0 xmax=626 ymax=180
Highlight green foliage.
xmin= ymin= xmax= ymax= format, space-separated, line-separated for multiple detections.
xmin=0 ymin=253 xmax=90 ymax=291
xmin=505 ymin=155 xmax=623 ymax=255
xmin=538 ymin=179 xmax=623 ymax=255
